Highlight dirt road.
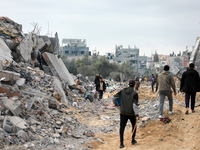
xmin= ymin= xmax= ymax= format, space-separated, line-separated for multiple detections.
xmin=89 ymin=86 xmax=200 ymax=150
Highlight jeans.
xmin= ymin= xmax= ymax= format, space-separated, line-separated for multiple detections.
xmin=185 ymin=92 xmax=196 ymax=110
xmin=120 ymin=114 xmax=136 ymax=145
xmin=151 ymin=82 xmax=155 ymax=92
xmin=159 ymin=91 xmax=173 ymax=115
xmin=98 ymin=90 xmax=103 ymax=99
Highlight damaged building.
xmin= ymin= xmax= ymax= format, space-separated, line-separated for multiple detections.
xmin=61 ymin=39 xmax=90 ymax=56
xmin=0 ymin=17 xmax=100 ymax=149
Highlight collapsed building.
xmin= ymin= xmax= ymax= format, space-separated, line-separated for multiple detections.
xmin=0 ymin=17 xmax=100 ymax=149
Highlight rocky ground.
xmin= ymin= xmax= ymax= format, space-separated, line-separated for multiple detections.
xmin=1 ymin=74 xmax=200 ymax=150
xmin=87 ymin=83 xmax=200 ymax=150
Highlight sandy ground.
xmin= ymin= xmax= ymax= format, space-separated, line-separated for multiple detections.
xmin=87 ymin=84 xmax=200 ymax=150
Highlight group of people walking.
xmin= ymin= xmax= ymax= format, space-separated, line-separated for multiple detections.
xmin=110 ymin=63 xmax=199 ymax=148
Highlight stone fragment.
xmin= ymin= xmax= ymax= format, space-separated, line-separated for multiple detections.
xmin=17 ymin=130 xmax=29 ymax=142
xmin=2 ymin=98 xmax=22 ymax=116
xmin=0 ymin=116 xmax=4 ymax=128
xmin=16 ymin=32 xmax=33 ymax=62
xmin=56 ymin=121 xmax=62 ymax=126
xmin=53 ymin=133 xmax=60 ymax=138
xmin=53 ymin=76 xmax=68 ymax=104
xmin=0 ymin=38 xmax=13 ymax=62
xmin=27 ymin=99 xmax=35 ymax=111
xmin=0 ymin=70 xmax=20 ymax=82
xmin=142 ymin=117 xmax=150 ymax=122
xmin=30 ymin=126 xmax=36 ymax=133
xmin=16 ymin=78 xmax=26 ymax=86
xmin=42 ymin=52 xmax=75 ymax=86
xmin=3 ymin=116 xmax=27 ymax=133
xmin=48 ymin=97 xmax=59 ymax=109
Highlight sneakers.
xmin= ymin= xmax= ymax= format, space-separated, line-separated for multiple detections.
xmin=159 ymin=115 xmax=163 ymax=119
xmin=132 ymin=140 xmax=137 ymax=145
xmin=120 ymin=144 xmax=125 ymax=148
xmin=169 ymin=111 xmax=174 ymax=115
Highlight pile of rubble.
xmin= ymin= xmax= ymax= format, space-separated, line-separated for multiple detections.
xmin=0 ymin=17 xmax=106 ymax=149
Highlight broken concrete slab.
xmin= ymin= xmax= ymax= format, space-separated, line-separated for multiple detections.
xmin=2 ymin=98 xmax=22 ymax=116
xmin=0 ymin=86 xmax=20 ymax=97
xmin=3 ymin=116 xmax=27 ymax=133
xmin=0 ymin=70 xmax=20 ymax=82
xmin=42 ymin=52 xmax=75 ymax=86
xmin=53 ymin=76 xmax=68 ymax=104
xmin=16 ymin=78 xmax=26 ymax=86
xmin=48 ymin=97 xmax=60 ymax=109
xmin=17 ymin=130 xmax=29 ymax=142
xmin=16 ymin=32 xmax=33 ymax=62
xmin=0 ymin=38 xmax=13 ymax=62
xmin=38 ymin=36 xmax=53 ymax=53
xmin=0 ymin=63 xmax=2 ymax=71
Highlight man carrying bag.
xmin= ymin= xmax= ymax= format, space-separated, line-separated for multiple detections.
xmin=113 ymin=80 xmax=139 ymax=148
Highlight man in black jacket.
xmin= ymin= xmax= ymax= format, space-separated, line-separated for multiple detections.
xmin=113 ymin=80 xmax=139 ymax=148
xmin=180 ymin=63 xmax=200 ymax=114
xmin=94 ymin=73 xmax=101 ymax=90
xmin=96 ymin=77 xmax=106 ymax=100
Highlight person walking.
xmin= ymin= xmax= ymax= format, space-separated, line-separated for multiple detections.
xmin=94 ymin=73 xmax=101 ymax=90
xmin=135 ymin=77 xmax=140 ymax=91
xmin=155 ymin=75 xmax=158 ymax=92
xmin=96 ymin=77 xmax=106 ymax=100
xmin=180 ymin=63 xmax=200 ymax=114
xmin=157 ymin=65 xmax=176 ymax=118
xmin=151 ymin=74 xmax=156 ymax=92
xmin=112 ymin=80 xmax=139 ymax=148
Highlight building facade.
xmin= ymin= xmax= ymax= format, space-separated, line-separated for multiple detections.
xmin=62 ymin=39 xmax=90 ymax=56
xmin=114 ymin=45 xmax=139 ymax=72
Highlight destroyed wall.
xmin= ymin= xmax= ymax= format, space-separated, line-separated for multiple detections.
xmin=190 ymin=37 xmax=200 ymax=74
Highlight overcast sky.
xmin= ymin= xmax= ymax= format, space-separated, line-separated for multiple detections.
xmin=2 ymin=0 xmax=200 ymax=56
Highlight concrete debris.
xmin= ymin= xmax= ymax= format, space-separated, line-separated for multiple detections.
xmin=3 ymin=116 xmax=27 ymax=133
xmin=53 ymin=76 xmax=68 ymax=104
xmin=16 ymin=78 xmax=26 ymax=86
xmin=16 ymin=33 xmax=33 ymax=62
xmin=2 ymin=98 xmax=22 ymax=116
xmin=0 ymin=70 xmax=20 ymax=82
xmin=42 ymin=52 xmax=75 ymax=86
xmin=0 ymin=38 xmax=13 ymax=62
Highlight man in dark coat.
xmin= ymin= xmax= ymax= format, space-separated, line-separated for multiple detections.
xmin=94 ymin=73 xmax=101 ymax=90
xmin=180 ymin=63 xmax=200 ymax=114
xmin=112 ymin=80 xmax=139 ymax=148
xmin=96 ymin=77 xmax=106 ymax=100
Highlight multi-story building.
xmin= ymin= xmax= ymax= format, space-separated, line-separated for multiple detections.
xmin=62 ymin=39 xmax=90 ymax=56
xmin=114 ymin=45 xmax=139 ymax=72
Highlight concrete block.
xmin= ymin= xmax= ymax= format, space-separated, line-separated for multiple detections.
xmin=2 ymin=98 xmax=22 ymax=116
xmin=0 ymin=38 xmax=13 ymax=62
xmin=142 ymin=117 xmax=150 ymax=122
xmin=42 ymin=52 xmax=75 ymax=86
xmin=0 ymin=86 xmax=20 ymax=97
xmin=3 ymin=116 xmax=27 ymax=133
xmin=17 ymin=130 xmax=29 ymax=142
xmin=16 ymin=78 xmax=26 ymax=86
xmin=48 ymin=97 xmax=59 ymax=109
xmin=16 ymin=32 xmax=33 ymax=62
xmin=53 ymin=76 xmax=68 ymax=104
xmin=0 ymin=70 xmax=20 ymax=82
